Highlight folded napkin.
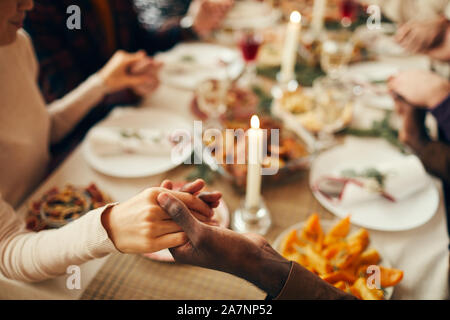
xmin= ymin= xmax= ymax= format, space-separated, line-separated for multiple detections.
xmin=316 ymin=155 xmax=430 ymax=206
xmin=88 ymin=127 xmax=174 ymax=157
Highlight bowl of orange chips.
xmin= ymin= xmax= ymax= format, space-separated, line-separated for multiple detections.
xmin=273 ymin=214 xmax=404 ymax=300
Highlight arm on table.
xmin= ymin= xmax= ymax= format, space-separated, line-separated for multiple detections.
xmin=0 ymin=179 xmax=218 ymax=282
xmin=417 ymin=96 xmax=450 ymax=184
xmin=393 ymin=95 xmax=450 ymax=184
xmin=0 ymin=196 xmax=117 ymax=282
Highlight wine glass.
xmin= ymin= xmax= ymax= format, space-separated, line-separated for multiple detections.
xmin=339 ymin=0 xmax=357 ymax=28
xmin=320 ymin=31 xmax=354 ymax=80
xmin=196 ymin=78 xmax=229 ymax=130
xmin=312 ymin=76 xmax=353 ymax=150
xmin=238 ymin=29 xmax=263 ymax=86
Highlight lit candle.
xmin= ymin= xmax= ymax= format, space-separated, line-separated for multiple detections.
xmin=280 ymin=11 xmax=302 ymax=84
xmin=245 ymin=115 xmax=263 ymax=209
xmin=311 ymin=0 xmax=327 ymax=38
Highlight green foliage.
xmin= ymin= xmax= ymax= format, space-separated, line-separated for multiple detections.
xmin=257 ymin=63 xmax=325 ymax=87
xmin=252 ymin=86 xmax=273 ymax=115
xmin=186 ymin=163 xmax=217 ymax=184
xmin=343 ymin=112 xmax=407 ymax=153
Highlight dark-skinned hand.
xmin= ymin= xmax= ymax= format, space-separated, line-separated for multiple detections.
xmin=156 ymin=191 xmax=291 ymax=298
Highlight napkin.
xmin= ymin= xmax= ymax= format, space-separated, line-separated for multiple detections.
xmin=88 ymin=127 xmax=174 ymax=157
xmin=321 ymin=155 xmax=430 ymax=206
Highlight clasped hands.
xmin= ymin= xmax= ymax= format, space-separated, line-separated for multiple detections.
xmin=98 ymin=50 xmax=163 ymax=97
xmin=387 ymin=70 xmax=450 ymax=150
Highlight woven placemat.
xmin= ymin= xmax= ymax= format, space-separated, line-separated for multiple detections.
xmin=81 ymin=167 xmax=333 ymax=300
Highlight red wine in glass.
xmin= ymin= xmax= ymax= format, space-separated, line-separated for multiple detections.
xmin=239 ymin=33 xmax=262 ymax=63
xmin=339 ymin=0 xmax=356 ymax=20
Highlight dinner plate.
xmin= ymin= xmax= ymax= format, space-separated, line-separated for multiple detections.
xmin=272 ymin=220 xmax=394 ymax=300
xmin=345 ymin=61 xmax=400 ymax=83
xmin=354 ymin=23 xmax=407 ymax=57
xmin=143 ymin=199 xmax=230 ymax=263
xmin=156 ymin=43 xmax=245 ymax=90
xmin=343 ymin=62 xmax=400 ymax=110
xmin=83 ymin=109 xmax=193 ymax=178
xmin=310 ymin=137 xmax=439 ymax=231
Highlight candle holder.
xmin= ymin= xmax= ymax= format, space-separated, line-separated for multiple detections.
xmin=271 ymin=75 xmax=299 ymax=100
xmin=232 ymin=198 xmax=272 ymax=235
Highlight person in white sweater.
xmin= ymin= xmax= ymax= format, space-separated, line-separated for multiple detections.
xmin=0 ymin=0 xmax=221 ymax=282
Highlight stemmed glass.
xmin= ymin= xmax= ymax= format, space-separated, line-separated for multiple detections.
xmin=196 ymin=78 xmax=229 ymax=130
xmin=339 ymin=0 xmax=357 ymax=28
xmin=237 ymin=29 xmax=263 ymax=86
xmin=312 ymin=76 xmax=353 ymax=150
xmin=320 ymin=31 xmax=354 ymax=81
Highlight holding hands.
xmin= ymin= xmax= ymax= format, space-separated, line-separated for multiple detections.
xmin=395 ymin=17 xmax=448 ymax=54
xmin=388 ymin=70 xmax=450 ymax=110
xmin=101 ymin=179 xmax=221 ymax=254
xmin=395 ymin=16 xmax=450 ymax=62
xmin=190 ymin=0 xmax=234 ymax=37
xmin=98 ymin=50 xmax=163 ymax=97
xmin=388 ymin=70 xmax=450 ymax=150
xmin=156 ymin=187 xmax=291 ymax=298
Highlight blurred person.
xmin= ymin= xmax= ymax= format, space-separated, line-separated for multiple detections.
xmin=388 ymin=70 xmax=450 ymax=233
xmin=360 ymin=0 xmax=450 ymax=24
xmin=358 ymin=1 xmax=450 ymax=55
xmin=0 ymin=0 xmax=221 ymax=282
xmin=24 ymin=0 xmax=232 ymax=106
xmin=24 ymin=0 xmax=232 ymax=159
xmin=360 ymin=1 xmax=450 ymax=77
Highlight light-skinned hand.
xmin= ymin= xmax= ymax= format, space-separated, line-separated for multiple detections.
xmin=191 ymin=0 xmax=234 ymax=38
xmin=98 ymin=50 xmax=155 ymax=94
xmin=395 ymin=16 xmax=448 ymax=53
xmin=388 ymin=70 xmax=450 ymax=109
xmin=129 ymin=58 xmax=164 ymax=97
xmin=101 ymin=180 xmax=216 ymax=254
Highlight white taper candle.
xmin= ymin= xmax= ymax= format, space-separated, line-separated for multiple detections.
xmin=280 ymin=11 xmax=302 ymax=84
xmin=245 ymin=115 xmax=263 ymax=209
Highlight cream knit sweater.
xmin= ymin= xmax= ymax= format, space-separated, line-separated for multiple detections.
xmin=0 ymin=30 xmax=118 ymax=282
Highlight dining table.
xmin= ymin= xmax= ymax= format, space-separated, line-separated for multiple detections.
xmin=0 ymin=39 xmax=449 ymax=300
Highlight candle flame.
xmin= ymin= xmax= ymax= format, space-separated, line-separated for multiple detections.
xmin=290 ymin=11 xmax=302 ymax=24
xmin=251 ymin=115 xmax=260 ymax=129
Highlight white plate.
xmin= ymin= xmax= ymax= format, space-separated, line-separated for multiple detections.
xmin=310 ymin=137 xmax=439 ymax=231
xmin=223 ymin=1 xmax=282 ymax=30
xmin=343 ymin=62 xmax=400 ymax=110
xmin=83 ymin=109 xmax=193 ymax=178
xmin=358 ymin=92 xmax=395 ymax=110
xmin=272 ymin=220 xmax=394 ymax=299
xmin=355 ymin=23 xmax=407 ymax=57
xmin=156 ymin=43 xmax=244 ymax=90
xmin=345 ymin=62 xmax=400 ymax=83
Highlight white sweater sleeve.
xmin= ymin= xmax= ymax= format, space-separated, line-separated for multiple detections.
xmin=0 ymin=197 xmax=118 ymax=282
xmin=47 ymin=74 xmax=109 ymax=144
